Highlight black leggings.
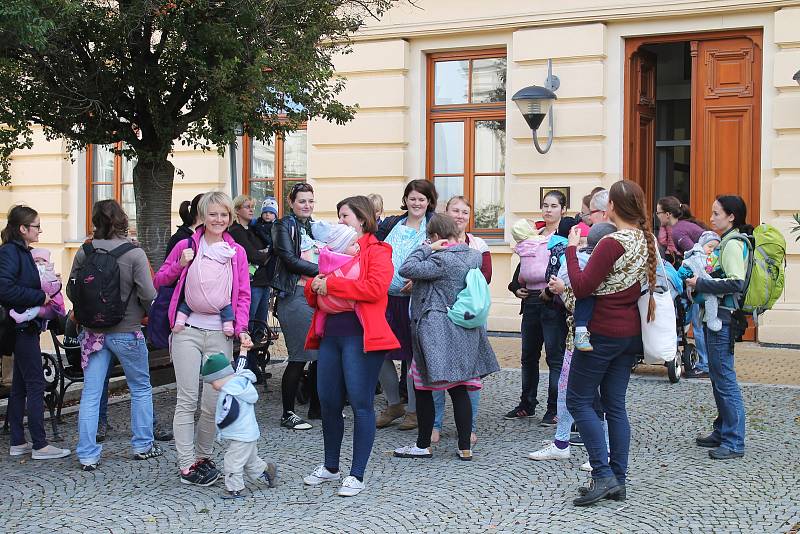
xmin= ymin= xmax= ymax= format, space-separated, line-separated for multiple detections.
xmin=281 ymin=361 xmax=319 ymax=416
xmin=416 ymin=385 xmax=471 ymax=451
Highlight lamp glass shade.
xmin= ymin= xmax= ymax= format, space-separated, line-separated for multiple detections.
xmin=512 ymin=86 xmax=557 ymax=131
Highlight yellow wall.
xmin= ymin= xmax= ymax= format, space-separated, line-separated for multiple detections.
xmin=3 ymin=1 xmax=800 ymax=344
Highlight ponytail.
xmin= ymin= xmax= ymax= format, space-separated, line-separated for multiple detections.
xmin=638 ymin=217 xmax=658 ymax=323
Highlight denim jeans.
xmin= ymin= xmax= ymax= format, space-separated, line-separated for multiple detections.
xmin=566 ymin=334 xmax=641 ymax=483
xmin=250 ymin=285 xmax=272 ymax=323
xmin=705 ymin=324 xmax=745 ymax=453
xmin=691 ymin=303 xmax=709 ymax=372
xmin=520 ymin=297 xmax=567 ymax=415
xmin=555 ymin=349 xmax=609 ymax=446
xmin=317 ymin=335 xmax=384 ymax=479
xmin=8 ymin=328 xmax=48 ymax=450
xmin=433 ymin=389 xmax=479 ymax=433
xmin=99 ymin=355 xmax=160 ymax=429
xmin=77 ymin=332 xmax=155 ymax=464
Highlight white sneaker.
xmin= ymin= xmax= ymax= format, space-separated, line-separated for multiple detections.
xmin=9 ymin=442 xmax=32 ymax=456
xmin=580 ymin=460 xmax=592 ymax=472
xmin=303 ymin=465 xmax=341 ymax=486
xmin=31 ymin=445 xmax=70 ymax=460
xmin=393 ymin=445 xmax=432 ymax=458
xmin=338 ymin=475 xmax=365 ymax=497
xmin=528 ymin=442 xmax=571 ymax=461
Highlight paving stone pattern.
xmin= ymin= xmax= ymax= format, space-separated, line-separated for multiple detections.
xmin=1 ymin=368 xmax=798 ymax=533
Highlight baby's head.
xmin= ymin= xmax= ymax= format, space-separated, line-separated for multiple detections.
xmin=586 ymin=222 xmax=616 ymax=253
xmin=699 ymin=231 xmax=721 ymax=255
xmin=260 ymin=197 xmax=278 ymax=223
xmin=512 ymin=219 xmax=537 ymax=243
xmin=31 ymin=248 xmax=51 ymax=266
xmin=200 ymin=352 xmax=234 ymax=391
xmin=324 ymin=224 xmax=359 ymax=255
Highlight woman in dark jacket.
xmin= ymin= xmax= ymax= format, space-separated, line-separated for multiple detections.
xmin=0 ymin=205 xmax=70 ymax=460
xmin=270 ymin=182 xmax=320 ymax=430
xmin=165 ymin=194 xmax=202 ymax=258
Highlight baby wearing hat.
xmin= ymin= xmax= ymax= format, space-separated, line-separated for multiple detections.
xmin=677 ymin=231 xmax=722 ymax=332
xmin=201 ymin=353 xmax=278 ymax=499
xmin=557 ymin=223 xmax=617 ymax=351
xmin=10 ymin=248 xmax=66 ymax=326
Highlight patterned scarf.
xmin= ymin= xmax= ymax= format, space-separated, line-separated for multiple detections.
xmin=593 ymin=228 xmax=649 ymax=296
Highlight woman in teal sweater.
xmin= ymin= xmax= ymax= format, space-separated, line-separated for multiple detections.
xmin=685 ymin=195 xmax=751 ymax=460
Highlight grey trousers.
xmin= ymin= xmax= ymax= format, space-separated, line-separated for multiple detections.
xmin=224 ymin=439 xmax=268 ymax=492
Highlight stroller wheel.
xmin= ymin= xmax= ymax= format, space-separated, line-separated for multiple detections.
xmin=682 ymin=345 xmax=698 ymax=372
xmin=667 ymin=356 xmax=682 ymax=383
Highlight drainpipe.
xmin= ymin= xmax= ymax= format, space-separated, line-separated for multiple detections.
xmin=229 ymin=141 xmax=238 ymax=198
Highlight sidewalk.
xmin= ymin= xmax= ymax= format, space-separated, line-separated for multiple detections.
xmin=487 ymin=335 xmax=800 ymax=386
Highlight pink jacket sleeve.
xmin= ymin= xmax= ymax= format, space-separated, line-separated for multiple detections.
xmin=232 ymin=244 xmax=251 ymax=336
xmin=153 ymin=240 xmax=188 ymax=289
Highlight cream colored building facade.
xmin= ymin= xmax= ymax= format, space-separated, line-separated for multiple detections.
xmin=3 ymin=0 xmax=800 ymax=344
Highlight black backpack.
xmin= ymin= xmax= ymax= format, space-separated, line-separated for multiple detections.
xmin=69 ymin=242 xmax=137 ymax=329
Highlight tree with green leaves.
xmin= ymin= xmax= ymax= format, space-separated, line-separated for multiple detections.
xmin=0 ymin=0 xmax=401 ymax=266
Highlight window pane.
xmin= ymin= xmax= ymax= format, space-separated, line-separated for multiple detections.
xmin=251 ymin=137 xmax=276 ymax=179
xmin=121 ymin=182 xmax=137 ymax=235
xmin=473 ymin=175 xmax=505 ymax=229
xmin=434 ymin=60 xmax=469 ymax=105
xmin=433 ymin=176 xmax=464 ymax=211
xmin=282 ymin=180 xmax=305 ymax=216
xmin=471 ymin=57 xmax=507 ymax=103
xmin=434 ymin=122 xmax=464 ymax=174
xmin=94 ymin=145 xmax=116 ymax=182
xmin=283 ymin=130 xmax=307 ymax=180
xmin=474 ymin=120 xmax=506 ymax=174
xmin=249 ymin=180 xmax=276 ymax=205
xmin=92 ymin=184 xmax=114 ymax=204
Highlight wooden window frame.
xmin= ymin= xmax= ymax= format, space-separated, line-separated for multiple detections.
xmin=242 ymin=123 xmax=308 ymax=218
xmin=85 ymin=142 xmax=135 ymax=236
xmin=426 ymin=48 xmax=507 ymax=237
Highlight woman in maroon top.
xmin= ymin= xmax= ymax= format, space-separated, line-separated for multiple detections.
xmin=656 ymin=196 xmax=706 ymax=257
xmin=558 ymin=180 xmax=657 ymax=507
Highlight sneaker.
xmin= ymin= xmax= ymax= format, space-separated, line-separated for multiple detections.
xmin=574 ymin=330 xmax=593 ymax=352
xmin=457 ymin=449 xmax=472 ymax=461
xmin=96 ymin=422 xmax=108 ymax=443
xmin=222 ymin=489 xmax=246 ymax=499
xmin=397 ymin=412 xmax=418 ymax=430
xmin=376 ymin=403 xmax=406 ymax=428
xmin=338 ymin=475 xmax=365 ymax=497
xmin=393 ymin=445 xmax=432 ymax=458
xmin=154 ymin=423 xmax=174 ymax=442
xmin=539 ymin=414 xmax=557 ymax=427
xmin=31 ymin=445 xmax=71 ymax=460
xmin=528 ymin=442 xmax=571 ymax=461
xmin=281 ymin=411 xmax=312 ymax=430
xmin=9 ymin=442 xmax=32 ymax=456
xmin=504 ymin=406 xmax=535 ymax=420
xmin=303 ymin=465 xmax=341 ymax=486
xmin=580 ymin=460 xmax=592 ymax=472
xmin=569 ymin=433 xmax=584 ymax=447
xmin=180 ymin=461 xmax=221 ymax=487
xmin=133 ymin=444 xmax=164 ymax=460
xmin=685 ymin=368 xmax=710 ymax=379
xmin=80 ymin=462 xmax=99 ymax=472
xmin=257 ymin=462 xmax=278 ymax=488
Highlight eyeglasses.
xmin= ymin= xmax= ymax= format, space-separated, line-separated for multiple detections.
xmin=589 ymin=209 xmax=603 ymax=215
xmin=25 ymin=224 xmax=41 ymax=231
xmin=655 ymin=211 xmax=666 ymax=216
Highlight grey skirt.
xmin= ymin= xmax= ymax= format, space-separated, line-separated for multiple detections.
xmin=276 ymin=288 xmax=318 ymax=362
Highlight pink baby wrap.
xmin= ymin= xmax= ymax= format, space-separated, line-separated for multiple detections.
xmin=313 ymin=247 xmax=360 ymax=336
xmin=32 ymin=248 xmax=65 ymax=320
xmin=184 ymin=240 xmax=235 ymax=314
xmin=514 ymin=236 xmax=550 ymax=290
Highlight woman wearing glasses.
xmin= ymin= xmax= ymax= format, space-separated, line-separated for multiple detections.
xmin=271 ymin=182 xmax=321 ymax=430
xmin=0 ymin=206 xmax=71 ymax=459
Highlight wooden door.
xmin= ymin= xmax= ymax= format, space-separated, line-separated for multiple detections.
xmin=625 ymin=49 xmax=657 ymax=210
xmin=690 ymin=36 xmax=762 ymax=224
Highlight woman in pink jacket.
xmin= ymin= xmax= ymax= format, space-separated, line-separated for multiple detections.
xmin=153 ymin=191 xmax=252 ymax=487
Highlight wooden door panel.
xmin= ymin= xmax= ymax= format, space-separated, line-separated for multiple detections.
xmin=625 ymin=49 xmax=657 ymax=209
xmin=704 ymin=106 xmax=753 ymax=198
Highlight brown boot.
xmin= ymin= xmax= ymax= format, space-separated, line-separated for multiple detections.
xmin=375 ymin=403 xmax=406 ymax=428
xmin=397 ymin=412 xmax=418 ymax=430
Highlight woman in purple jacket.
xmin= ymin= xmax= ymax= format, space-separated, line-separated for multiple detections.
xmin=153 ymin=191 xmax=252 ymax=487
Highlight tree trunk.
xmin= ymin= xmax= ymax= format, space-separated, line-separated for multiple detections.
xmin=133 ymin=157 xmax=175 ymax=270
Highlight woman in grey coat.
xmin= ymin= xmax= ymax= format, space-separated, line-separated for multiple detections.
xmin=393 ymin=215 xmax=499 ymax=461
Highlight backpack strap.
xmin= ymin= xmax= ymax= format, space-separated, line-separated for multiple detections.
xmin=719 ymin=232 xmax=753 ymax=310
xmin=108 ymin=242 xmax=137 ymax=259
xmin=81 ymin=242 xmax=95 ymax=257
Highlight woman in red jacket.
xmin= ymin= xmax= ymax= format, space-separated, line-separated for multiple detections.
xmin=302 ymin=195 xmax=399 ymax=497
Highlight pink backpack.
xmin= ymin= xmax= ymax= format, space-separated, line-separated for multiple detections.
xmin=515 ymin=237 xmax=550 ymax=289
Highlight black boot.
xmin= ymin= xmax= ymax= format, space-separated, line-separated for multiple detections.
xmin=695 ymin=433 xmax=721 ymax=448
xmin=573 ymin=476 xmax=625 ymax=506
xmin=578 ymin=483 xmax=626 ymax=500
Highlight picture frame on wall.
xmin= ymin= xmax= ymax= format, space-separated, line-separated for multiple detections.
xmin=540 ymin=186 xmax=570 ymax=208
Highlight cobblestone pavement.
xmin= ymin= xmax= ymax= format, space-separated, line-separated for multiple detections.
xmin=1 ymin=364 xmax=798 ymax=534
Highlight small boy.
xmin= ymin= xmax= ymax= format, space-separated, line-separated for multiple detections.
xmin=558 ymin=222 xmax=617 ymax=351
xmin=200 ymin=353 xmax=278 ymax=499
xmin=677 ymin=230 xmax=722 ymax=331
xmin=367 ymin=193 xmax=384 ymax=226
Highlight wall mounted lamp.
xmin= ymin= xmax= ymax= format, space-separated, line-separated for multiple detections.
xmin=512 ymin=59 xmax=560 ymax=154
xmin=794 ymin=69 xmax=800 ymax=86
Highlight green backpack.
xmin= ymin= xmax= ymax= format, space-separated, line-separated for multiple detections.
xmin=447 ymin=268 xmax=491 ymax=329
xmin=721 ymin=224 xmax=786 ymax=321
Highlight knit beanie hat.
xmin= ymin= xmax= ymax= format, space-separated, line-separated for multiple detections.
xmin=31 ymin=248 xmax=51 ymax=263
xmin=557 ymin=218 xmax=577 ymax=238
xmin=698 ymin=231 xmax=721 ymax=248
xmin=261 ymin=197 xmax=279 ymax=217
xmin=325 ymin=224 xmax=358 ymax=253
xmin=200 ymin=353 xmax=234 ymax=383
xmin=311 ymin=220 xmax=333 ymax=244
xmin=587 ymin=222 xmax=616 ymax=250
xmin=512 ymin=219 xmax=537 ymax=242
